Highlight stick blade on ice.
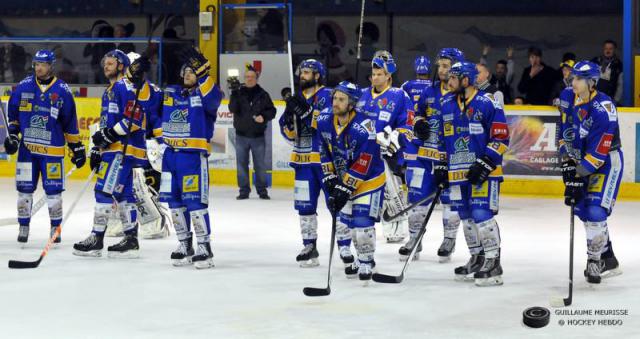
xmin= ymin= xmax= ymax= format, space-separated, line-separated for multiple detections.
xmin=8 ymin=257 xmax=42 ymax=269
xmin=372 ymin=273 xmax=403 ymax=284
xmin=302 ymin=287 xmax=330 ymax=297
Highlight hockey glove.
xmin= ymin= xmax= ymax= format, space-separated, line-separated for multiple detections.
xmin=125 ymin=56 xmax=151 ymax=88
xmin=285 ymin=95 xmax=312 ymax=120
xmin=89 ymin=147 xmax=102 ymax=172
xmin=376 ymin=126 xmax=402 ymax=156
xmin=433 ymin=161 xmax=449 ymax=188
xmin=68 ymin=142 xmax=86 ymax=169
xmin=564 ymin=176 xmax=587 ymax=206
xmin=329 ymin=183 xmax=353 ymax=214
xmin=3 ymin=133 xmax=19 ymax=155
xmin=92 ymin=127 xmax=119 ymax=149
xmin=182 ymin=47 xmax=210 ymax=79
xmin=413 ymin=118 xmax=431 ymax=141
xmin=467 ymin=155 xmax=496 ymax=186
xmin=321 ymin=173 xmax=340 ymax=195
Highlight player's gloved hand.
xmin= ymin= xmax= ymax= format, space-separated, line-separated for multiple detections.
xmin=413 ymin=117 xmax=431 ymax=141
xmin=433 ymin=161 xmax=449 ymax=188
xmin=68 ymin=142 xmax=86 ymax=169
xmin=92 ymin=127 xmax=119 ymax=149
xmin=3 ymin=133 xmax=19 ymax=155
xmin=89 ymin=147 xmax=102 ymax=172
xmin=285 ymin=95 xmax=312 ymax=119
xmin=329 ymin=183 xmax=353 ymax=214
xmin=377 ymin=126 xmax=402 ymax=156
xmin=561 ymin=159 xmax=577 ymax=185
xmin=125 ymin=56 xmax=151 ymax=88
xmin=467 ymin=155 xmax=496 ymax=186
xmin=564 ymin=176 xmax=586 ymax=206
xmin=321 ymin=173 xmax=340 ymax=195
xmin=182 ymin=47 xmax=210 ymax=79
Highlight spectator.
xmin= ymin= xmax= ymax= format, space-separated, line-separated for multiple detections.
xmin=315 ymin=22 xmax=352 ymax=86
xmin=514 ymin=96 xmax=526 ymax=105
xmin=228 ymin=66 xmax=277 ymax=200
xmin=591 ymin=39 xmax=623 ymax=104
xmin=0 ymin=35 xmax=27 ymax=82
xmin=248 ymin=8 xmax=285 ymax=51
xmin=550 ymin=59 xmax=575 ymax=106
xmin=83 ymin=20 xmax=115 ymax=84
xmin=114 ymin=23 xmax=136 ymax=54
xmin=517 ymin=46 xmax=559 ymax=105
xmin=476 ymin=63 xmax=504 ymax=107
xmin=480 ymin=45 xmax=514 ymax=104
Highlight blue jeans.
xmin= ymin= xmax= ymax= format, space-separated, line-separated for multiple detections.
xmin=235 ymin=134 xmax=268 ymax=195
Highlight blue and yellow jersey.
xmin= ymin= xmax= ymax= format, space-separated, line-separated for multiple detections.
xmin=7 ymin=76 xmax=80 ymax=157
xmin=565 ymin=91 xmax=621 ymax=174
xmin=160 ymin=75 xmax=223 ymax=154
xmin=99 ymin=77 xmax=148 ymax=163
xmin=317 ymin=110 xmax=385 ymax=198
xmin=438 ymin=89 xmax=510 ymax=184
xmin=401 ymin=78 xmax=432 ymax=110
xmin=356 ymin=85 xmax=413 ymax=139
xmin=557 ymin=86 xmax=575 ymax=159
xmin=278 ymin=86 xmax=332 ymax=167
xmin=408 ymin=81 xmax=453 ymax=163
xmin=140 ymin=80 xmax=164 ymax=140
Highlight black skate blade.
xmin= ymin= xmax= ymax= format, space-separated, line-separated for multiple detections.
xmin=303 ymin=286 xmax=330 ymax=297
xmin=372 ymin=272 xmax=404 ymax=283
xmin=8 ymin=256 xmax=43 ymax=269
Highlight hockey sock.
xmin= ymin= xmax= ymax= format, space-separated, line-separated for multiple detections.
xmin=191 ymin=209 xmax=211 ymax=243
xmin=353 ymin=226 xmax=376 ymax=264
xmin=46 ymin=193 xmax=63 ymax=227
xmin=171 ymin=207 xmax=191 ymax=241
xmin=408 ymin=205 xmax=429 ymax=239
xmin=442 ymin=204 xmax=461 ymax=239
xmin=336 ymin=218 xmax=352 ymax=247
xmin=476 ymin=218 xmax=501 ymax=258
xmin=17 ymin=192 xmax=33 ymax=226
xmin=120 ymin=202 xmax=138 ymax=236
xmin=300 ymin=214 xmax=318 ymax=245
xmin=92 ymin=203 xmax=112 ymax=236
xmin=462 ymin=219 xmax=482 ymax=255
xmin=585 ymin=220 xmax=608 ymax=260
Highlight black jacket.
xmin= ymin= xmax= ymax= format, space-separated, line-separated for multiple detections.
xmin=229 ymin=84 xmax=277 ymax=138
xmin=591 ymin=55 xmax=623 ymax=102
xmin=517 ymin=63 xmax=560 ymax=105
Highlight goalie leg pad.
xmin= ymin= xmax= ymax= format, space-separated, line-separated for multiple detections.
xmin=17 ymin=192 xmax=33 ymax=225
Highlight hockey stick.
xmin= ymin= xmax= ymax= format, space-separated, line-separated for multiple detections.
xmin=373 ymin=186 xmax=442 ymax=283
xmin=550 ymin=205 xmax=575 ymax=307
xmin=353 ymin=0 xmax=366 ymax=84
xmin=303 ymin=208 xmax=338 ymax=297
xmin=0 ymin=167 xmax=78 ymax=227
xmin=8 ymin=169 xmax=96 ymax=269
xmin=382 ymin=192 xmax=436 ymax=222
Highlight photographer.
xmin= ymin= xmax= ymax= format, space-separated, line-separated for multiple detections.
xmin=228 ymin=65 xmax=277 ymax=200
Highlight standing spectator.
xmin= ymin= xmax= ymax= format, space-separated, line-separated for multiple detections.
xmin=114 ymin=23 xmax=136 ymax=54
xmin=591 ymin=40 xmax=623 ymax=104
xmin=228 ymin=66 xmax=277 ymax=200
xmin=550 ymin=59 xmax=575 ymax=106
xmin=0 ymin=35 xmax=27 ymax=82
xmin=83 ymin=20 xmax=115 ymax=84
xmin=476 ymin=63 xmax=504 ymax=107
xmin=480 ymin=45 xmax=514 ymax=104
xmin=517 ymin=46 xmax=559 ymax=105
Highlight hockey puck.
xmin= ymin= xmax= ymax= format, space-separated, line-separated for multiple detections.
xmin=522 ymin=306 xmax=550 ymax=328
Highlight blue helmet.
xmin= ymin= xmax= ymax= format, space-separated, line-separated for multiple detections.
xmin=33 ymin=49 xmax=56 ymax=64
xmin=571 ymin=61 xmax=600 ymax=81
xmin=449 ymin=61 xmax=479 ymax=85
xmin=333 ymin=81 xmax=361 ymax=104
xmin=372 ymin=50 xmax=397 ymax=74
xmin=414 ymin=55 xmax=431 ymax=75
xmin=102 ymin=49 xmax=130 ymax=72
xmin=437 ymin=48 xmax=465 ymax=63
xmin=298 ymin=59 xmax=326 ymax=80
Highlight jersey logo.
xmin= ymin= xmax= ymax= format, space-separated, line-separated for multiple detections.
xmin=19 ymin=99 xmax=32 ymax=112
xmin=30 ymin=115 xmax=49 ymax=129
xmin=46 ymin=163 xmax=61 ymax=179
xmin=578 ymin=108 xmax=588 ymax=121
xmin=595 ymin=133 xmax=613 ymax=155
xmin=406 ymin=110 xmax=415 ymax=126
xmin=124 ymin=101 xmax=143 ymax=121
xmin=386 ymin=101 xmax=396 ymax=112
xmin=444 ymin=122 xmax=453 ymax=136
xmin=454 ymin=136 xmax=470 ymax=152
xmin=351 ymin=152 xmax=372 ymax=175
xmin=378 ymin=98 xmax=388 ymax=109
xmin=379 ymin=110 xmax=391 ymax=122
xmin=170 ymin=109 xmax=189 ymax=123
xmin=490 ymin=122 xmax=509 ymax=140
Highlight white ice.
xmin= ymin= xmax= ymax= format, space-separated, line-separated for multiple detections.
xmin=0 ymin=178 xmax=638 ymax=339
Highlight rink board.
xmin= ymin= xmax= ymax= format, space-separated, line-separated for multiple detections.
xmin=1 ymin=97 xmax=639 ymax=199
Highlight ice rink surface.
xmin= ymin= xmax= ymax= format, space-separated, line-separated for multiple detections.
xmin=0 ymin=178 xmax=638 ymax=339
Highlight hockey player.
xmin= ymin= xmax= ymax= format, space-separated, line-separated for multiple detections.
xmin=357 ymin=50 xmax=413 ymax=244
xmin=317 ymin=81 xmax=385 ymax=282
xmin=159 ymin=47 xmax=222 ymax=269
xmin=401 ymin=55 xmax=432 ymax=109
xmin=73 ymin=49 xmax=150 ymax=258
xmin=105 ymin=52 xmax=171 ymax=240
xmin=279 ymin=59 xmax=354 ymax=268
xmin=560 ymin=61 xmax=622 ymax=284
xmin=4 ymin=49 xmax=85 ymax=243
xmin=409 ymin=48 xmax=465 ymax=262
xmin=430 ymin=61 xmax=509 ymax=286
